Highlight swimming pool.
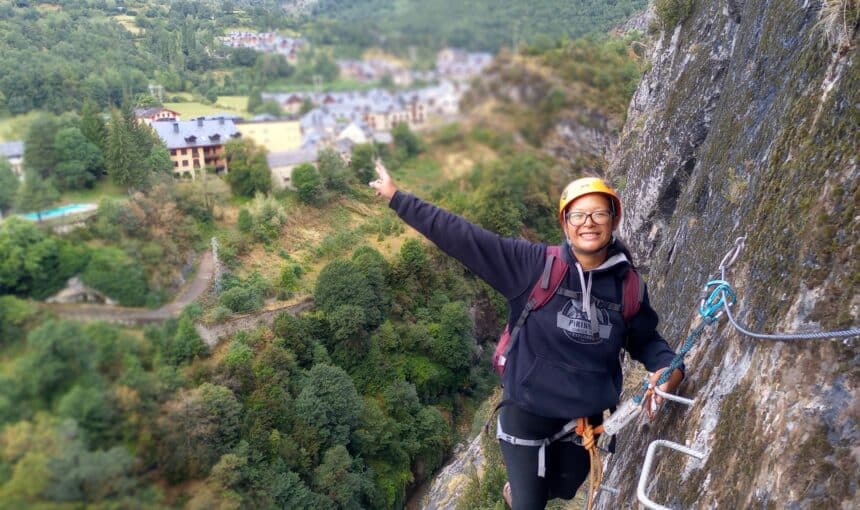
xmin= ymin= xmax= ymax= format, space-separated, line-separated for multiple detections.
xmin=21 ymin=203 xmax=98 ymax=221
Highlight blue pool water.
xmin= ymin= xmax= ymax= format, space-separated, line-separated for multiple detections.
xmin=21 ymin=203 xmax=97 ymax=221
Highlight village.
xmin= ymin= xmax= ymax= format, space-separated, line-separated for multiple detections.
xmin=1 ymin=37 xmax=492 ymax=198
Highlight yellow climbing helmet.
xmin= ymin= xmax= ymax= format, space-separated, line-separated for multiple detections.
xmin=558 ymin=177 xmax=622 ymax=225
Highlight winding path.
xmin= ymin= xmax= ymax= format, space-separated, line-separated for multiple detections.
xmin=42 ymin=251 xmax=313 ymax=346
xmin=44 ymin=250 xmax=216 ymax=325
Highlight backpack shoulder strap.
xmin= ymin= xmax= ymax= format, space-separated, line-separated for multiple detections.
xmin=497 ymin=246 xmax=569 ymax=370
xmin=530 ymin=245 xmax=569 ymax=310
xmin=621 ymin=266 xmax=645 ymax=322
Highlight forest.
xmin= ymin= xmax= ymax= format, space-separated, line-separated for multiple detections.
xmin=304 ymin=0 xmax=647 ymax=53
xmin=0 ymin=122 xmax=587 ymax=507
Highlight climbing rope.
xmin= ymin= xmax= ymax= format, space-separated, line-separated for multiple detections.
xmin=623 ymin=237 xmax=858 ymax=509
xmin=620 ymin=236 xmax=859 ymax=416
xmin=709 ymin=236 xmax=860 ymax=341
xmin=576 ymin=417 xmax=602 ymax=510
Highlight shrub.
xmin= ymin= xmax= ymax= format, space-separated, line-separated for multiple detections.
xmin=246 ymin=193 xmax=287 ymax=243
xmin=655 ymin=0 xmax=694 ymax=29
xmin=292 ymin=163 xmax=325 ymax=205
xmin=81 ymin=246 xmax=149 ymax=306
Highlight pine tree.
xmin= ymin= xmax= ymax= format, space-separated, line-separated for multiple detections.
xmin=80 ymin=100 xmax=108 ymax=153
xmin=106 ymin=109 xmax=145 ymax=189
xmin=23 ymin=114 xmax=60 ymax=179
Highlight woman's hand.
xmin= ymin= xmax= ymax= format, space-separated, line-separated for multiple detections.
xmin=644 ymin=367 xmax=684 ymax=418
xmin=369 ymin=160 xmax=398 ymax=201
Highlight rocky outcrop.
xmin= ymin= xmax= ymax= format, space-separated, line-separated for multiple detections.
xmin=601 ymin=1 xmax=858 ymax=508
xmin=420 ymin=433 xmax=485 ymax=510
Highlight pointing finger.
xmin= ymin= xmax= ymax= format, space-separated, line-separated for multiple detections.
xmin=374 ymin=160 xmax=390 ymax=180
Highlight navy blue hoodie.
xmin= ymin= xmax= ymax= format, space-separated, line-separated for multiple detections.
xmin=389 ymin=191 xmax=678 ymax=419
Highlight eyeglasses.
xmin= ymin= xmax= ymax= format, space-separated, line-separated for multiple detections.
xmin=565 ymin=210 xmax=613 ymax=227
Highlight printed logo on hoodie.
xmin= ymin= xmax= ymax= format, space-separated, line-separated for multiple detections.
xmin=556 ymin=298 xmax=613 ymax=344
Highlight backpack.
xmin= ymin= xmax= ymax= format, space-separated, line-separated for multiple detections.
xmin=492 ymin=245 xmax=645 ymax=375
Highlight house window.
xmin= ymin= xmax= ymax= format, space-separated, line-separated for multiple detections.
xmin=170 ymin=149 xmax=177 ymax=156
xmin=173 ymin=162 xmax=178 ymax=167
xmin=193 ymin=160 xmax=200 ymax=168
xmin=182 ymin=160 xmax=189 ymax=167
xmin=180 ymin=148 xmax=187 ymax=155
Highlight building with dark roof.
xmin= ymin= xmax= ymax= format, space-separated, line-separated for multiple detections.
xmin=0 ymin=140 xmax=24 ymax=178
xmin=151 ymin=117 xmax=241 ymax=178
xmin=134 ymin=107 xmax=181 ymax=126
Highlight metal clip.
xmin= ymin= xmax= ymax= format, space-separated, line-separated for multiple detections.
xmin=718 ymin=236 xmax=746 ymax=279
xmin=601 ymin=397 xmax=643 ymax=436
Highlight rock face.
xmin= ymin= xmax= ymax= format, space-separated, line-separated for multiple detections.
xmin=600 ymin=1 xmax=858 ymax=509
xmin=421 ymin=433 xmax=485 ymax=510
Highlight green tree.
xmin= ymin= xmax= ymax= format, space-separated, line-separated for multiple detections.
xmin=106 ymin=108 xmax=146 ymax=189
xmin=413 ymin=406 xmax=452 ymax=474
xmin=56 ymin=384 xmax=121 ymax=444
xmin=0 ymin=296 xmax=37 ymax=347
xmin=213 ymin=340 xmax=256 ymax=397
xmin=44 ymin=443 xmax=137 ymax=504
xmin=291 ymin=163 xmax=325 ymax=205
xmin=246 ymin=90 xmax=263 ymax=113
xmin=294 ymin=364 xmax=361 ymax=450
xmin=144 ymin=144 xmax=174 ymax=176
xmin=272 ymin=311 xmax=315 ymax=368
xmin=392 ymin=122 xmax=424 ymax=158
xmin=15 ymin=171 xmax=59 ymax=221
xmin=0 ymin=159 xmax=19 ymax=213
xmin=279 ymin=262 xmax=302 ymax=298
xmin=351 ymin=246 xmax=390 ymax=325
xmin=237 ymin=208 xmax=252 ymax=233
xmin=398 ymin=238 xmax=430 ymax=276
xmin=80 ymin=100 xmax=108 ymax=152
xmin=53 ymin=127 xmax=104 ymax=190
xmin=313 ymin=445 xmax=370 ymax=510
xmin=81 ymin=246 xmax=149 ymax=306
xmin=157 ymin=383 xmax=242 ymax=482
xmin=224 ymin=139 xmax=271 ymax=197
xmin=314 ymin=259 xmax=380 ymax=327
xmin=317 ymin=147 xmax=351 ymax=192
xmin=350 ymin=143 xmax=376 ymax=183
xmin=17 ymin=320 xmax=95 ymax=400
xmin=23 ymin=114 xmax=60 ymax=178
xmin=430 ymin=301 xmax=474 ymax=373
xmin=162 ymin=313 xmax=208 ymax=365
xmin=0 ymin=218 xmax=79 ymax=298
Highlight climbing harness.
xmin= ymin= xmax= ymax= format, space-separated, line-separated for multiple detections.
xmin=494 ymin=414 xmax=609 ymax=510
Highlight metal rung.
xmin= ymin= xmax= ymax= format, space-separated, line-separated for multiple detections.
xmin=637 ymin=440 xmax=705 ymax=510
xmin=654 ymin=386 xmax=696 ymax=406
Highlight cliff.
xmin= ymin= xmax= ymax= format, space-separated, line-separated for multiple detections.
xmin=600 ymin=1 xmax=858 ymax=508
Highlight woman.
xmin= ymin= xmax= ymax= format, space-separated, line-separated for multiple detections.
xmin=370 ymin=162 xmax=682 ymax=509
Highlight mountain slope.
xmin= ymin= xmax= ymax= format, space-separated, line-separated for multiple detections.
xmin=296 ymin=0 xmax=647 ymax=51
xmin=601 ymin=1 xmax=858 ymax=508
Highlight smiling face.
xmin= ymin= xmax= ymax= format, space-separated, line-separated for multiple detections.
xmin=563 ymin=192 xmax=616 ymax=264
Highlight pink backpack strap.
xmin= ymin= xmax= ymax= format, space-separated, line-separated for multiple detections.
xmin=532 ymin=245 xmax=569 ymax=307
xmin=621 ymin=267 xmax=644 ymax=322
xmin=492 ymin=246 xmax=569 ymax=374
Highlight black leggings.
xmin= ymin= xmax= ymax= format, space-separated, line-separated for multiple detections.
xmin=499 ymin=404 xmax=601 ymax=510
